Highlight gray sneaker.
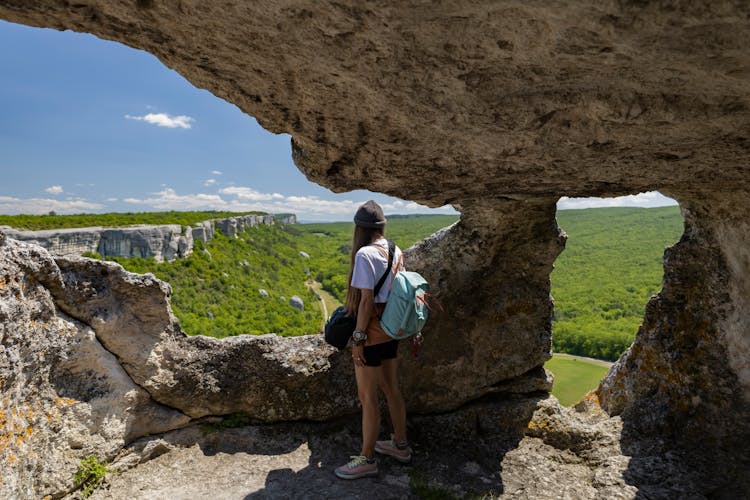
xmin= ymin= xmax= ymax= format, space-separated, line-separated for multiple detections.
xmin=374 ymin=437 xmax=412 ymax=463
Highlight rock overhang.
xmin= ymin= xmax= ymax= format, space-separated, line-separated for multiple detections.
xmin=0 ymin=1 xmax=748 ymax=205
xmin=1 ymin=2 xmax=750 ymax=496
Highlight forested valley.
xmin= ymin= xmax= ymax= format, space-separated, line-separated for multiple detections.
xmin=2 ymin=207 xmax=683 ymax=361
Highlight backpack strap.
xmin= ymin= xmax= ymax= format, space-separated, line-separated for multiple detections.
xmin=372 ymin=240 xmax=394 ymax=297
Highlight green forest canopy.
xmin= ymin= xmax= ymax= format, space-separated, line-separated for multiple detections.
xmin=0 ymin=210 xmax=265 ymax=230
xmin=3 ymin=207 xmax=683 ymax=361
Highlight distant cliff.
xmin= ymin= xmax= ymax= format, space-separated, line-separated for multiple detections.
xmin=1 ymin=213 xmax=296 ymax=262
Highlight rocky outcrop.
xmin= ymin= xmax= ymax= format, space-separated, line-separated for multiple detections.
xmin=1 ymin=1 xmax=750 ymax=497
xmin=1 ymin=214 xmax=291 ymax=262
xmin=0 ymin=230 xmax=563 ymax=496
xmin=0 ymin=234 xmax=190 ymax=498
xmin=401 ymin=198 xmax=564 ymax=411
xmin=597 ymin=191 xmax=750 ymax=486
xmin=79 ymin=396 xmax=733 ymax=499
xmin=289 ymin=295 xmax=305 ymax=311
xmin=212 ymin=214 xmax=276 ymax=239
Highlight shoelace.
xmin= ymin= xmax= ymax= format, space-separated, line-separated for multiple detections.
xmin=347 ymin=455 xmax=369 ymax=468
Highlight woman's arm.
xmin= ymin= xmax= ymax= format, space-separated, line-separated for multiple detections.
xmin=352 ymin=288 xmax=374 ymax=367
xmin=356 ymin=288 xmax=374 ymax=331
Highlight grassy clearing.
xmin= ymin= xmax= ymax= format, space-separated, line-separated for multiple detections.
xmin=545 ymin=354 xmax=612 ymax=406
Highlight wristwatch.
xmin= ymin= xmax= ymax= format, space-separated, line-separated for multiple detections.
xmin=352 ymin=329 xmax=368 ymax=345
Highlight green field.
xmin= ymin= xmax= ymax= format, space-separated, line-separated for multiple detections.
xmin=545 ymin=354 xmax=611 ymax=406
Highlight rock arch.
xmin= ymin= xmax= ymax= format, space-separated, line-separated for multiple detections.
xmin=1 ymin=1 xmax=749 ymax=496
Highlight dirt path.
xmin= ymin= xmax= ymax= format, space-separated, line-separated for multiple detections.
xmin=307 ymin=281 xmax=339 ymax=325
xmin=552 ymin=352 xmax=614 ymax=368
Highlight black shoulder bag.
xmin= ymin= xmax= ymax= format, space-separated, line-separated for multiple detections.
xmin=324 ymin=241 xmax=395 ymax=350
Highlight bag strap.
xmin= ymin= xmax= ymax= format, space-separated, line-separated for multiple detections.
xmin=373 ymin=240 xmax=395 ymax=297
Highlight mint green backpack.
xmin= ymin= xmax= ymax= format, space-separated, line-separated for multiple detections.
xmin=380 ymin=271 xmax=429 ymax=339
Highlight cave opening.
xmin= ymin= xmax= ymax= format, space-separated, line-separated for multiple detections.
xmin=546 ymin=193 xmax=684 ymax=406
xmin=0 ymin=20 xmax=458 ymax=340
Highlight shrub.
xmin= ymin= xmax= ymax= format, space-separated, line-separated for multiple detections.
xmin=73 ymin=455 xmax=107 ymax=498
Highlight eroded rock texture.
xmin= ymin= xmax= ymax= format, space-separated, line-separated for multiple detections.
xmin=598 ymin=192 xmax=750 ymax=492
xmin=1 ymin=0 xmax=749 ymax=497
xmin=0 ymin=234 xmax=190 ymax=498
xmin=2 ymin=1 xmax=749 ymax=202
xmin=402 ymin=198 xmax=562 ymax=411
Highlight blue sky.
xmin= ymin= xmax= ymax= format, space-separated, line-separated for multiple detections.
xmin=0 ymin=21 xmax=676 ymax=221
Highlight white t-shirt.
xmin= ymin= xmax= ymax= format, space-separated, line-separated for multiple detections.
xmin=351 ymin=238 xmax=404 ymax=303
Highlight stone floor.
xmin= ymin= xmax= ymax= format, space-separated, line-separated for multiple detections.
xmin=76 ymin=395 xmax=743 ymax=500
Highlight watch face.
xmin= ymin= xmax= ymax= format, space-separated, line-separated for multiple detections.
xmin=353 ymin=330 xmax=366 ymax=342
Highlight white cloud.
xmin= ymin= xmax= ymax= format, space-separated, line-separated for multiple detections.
xmin=125 ymin=112 xmax=194 ymax=129
xmin=219 ymin=186 xmax=278 ymax=201
xmin=44 ymin=185 xmax=63 ymax=194
xmin=118 ymin=186 xmax=456 ymax=221
xmin=203 ymin=179 xmax=217 ymax=187
xmin=557 ymin=192 xmax=678 ymax=210
xmin=123 ymin=188 xmax=228 ymax=210
xmin=211 ymin=170 xmax=222 ymax=176
xmin=0 ymin=196 xmax=103 ymax=215
xmin=220 ymin=186 xmax=457 ymax=220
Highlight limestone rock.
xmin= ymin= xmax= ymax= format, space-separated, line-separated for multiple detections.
xmin=276 ymin=214 xmax=297 ymax=225
xmin=399 ymin=198 xmax=564 ymax=412
xmin=289 ymin=295 xmax=305 ymax=311
xmin=2 ymin=2 xmax=748 ymax=203
xmin=0 ymin=224 xmax=102 ymax=256
xmin=1 ymin=2 xmax=750 ymax=497
xmin=2 ymin=214 xmax=292 ymax=262
xmin=258 ymin=288 xmax=269 ymax=297
xmin=597 ymin=192 xmax=750 ymax=488
xmin=89 ymin=396 xmax=723 ymax=499
xmin=0 ymin=235 xmax=189 ymax=498
xmin=190 ymin=220 xmax=214 ymax=243
xmin=298 ymin=251 xmax=310 ymax=259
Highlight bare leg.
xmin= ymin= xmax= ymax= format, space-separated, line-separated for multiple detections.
xmin=379 ymin=358 xmax=407 ymax=443
xmin=355 ymin=364 xmax=381 ymax=457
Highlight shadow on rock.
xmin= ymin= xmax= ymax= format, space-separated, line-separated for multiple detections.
xmin=245 ymin=393 xmax=544 ymax=499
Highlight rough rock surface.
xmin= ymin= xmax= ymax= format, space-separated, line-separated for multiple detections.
xmin=401 ymin=198 xmax=564 ymax=411
xmin=81 ymin=395 xmax=731 ymax=499
xmin=1 ymin=1 xmax=748 ymax=203
xmin=1 ymin=1 xmax=749 ymax=498
xmin=598 ymin=192 xmax=750 ymax=489
xmin=0 ymin=234 xmax=190 ymax=498
xmin=1 ymin=214 xmax=286 ymax=262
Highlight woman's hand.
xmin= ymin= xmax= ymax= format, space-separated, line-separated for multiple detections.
xmin=352 ymin=344 xmax=365 ymax=367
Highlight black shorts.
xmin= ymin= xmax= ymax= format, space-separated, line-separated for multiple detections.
xmin=363 ymin=339 xmax=399 ymax=367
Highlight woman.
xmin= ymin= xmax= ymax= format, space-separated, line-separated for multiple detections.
xmin=334 ymin=200 xmax=412 ymax=480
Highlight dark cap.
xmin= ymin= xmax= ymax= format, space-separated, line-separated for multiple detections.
xmin=354 ymin=200 xmax=387 ymax=228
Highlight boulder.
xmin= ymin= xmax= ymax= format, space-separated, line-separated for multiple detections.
xmin=289 ymin=295 xmax=305 ymax=311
